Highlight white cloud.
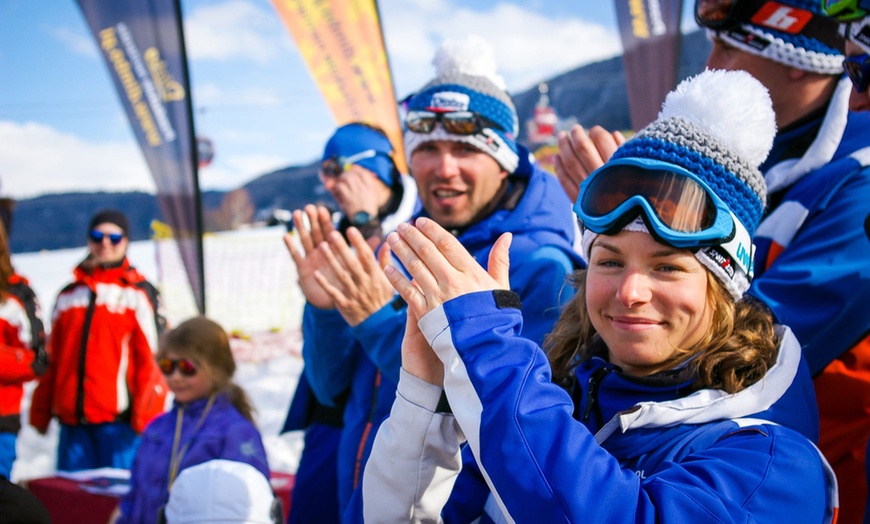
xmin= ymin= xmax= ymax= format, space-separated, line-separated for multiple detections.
xmin=184 ymin=0 xmax=291 ymax=64
xmin=51 ymin=26 xmax=99 ymax=57
xmin=199 ymin=152 xmax=289 ymax=190
xmin=380 ymin=0 xmax=622 ymax=95
xmin=0 ymin=121 xmax=154 ymax=198
xmin=194 ymin=82 xmax=284 ymax=108
xmin=225 ymin=152 xmax=292 ymax=176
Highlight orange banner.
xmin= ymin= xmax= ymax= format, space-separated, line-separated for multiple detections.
xmin=271 ymin=0 xmax=406 ymax=172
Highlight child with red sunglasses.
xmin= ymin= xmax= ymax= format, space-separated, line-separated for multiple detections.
xmin=112 ymin=316 xmax=279 ymax=524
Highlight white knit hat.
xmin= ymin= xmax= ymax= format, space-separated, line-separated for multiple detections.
xmin=164 ymin=460 xmax=277 ymax=524
xmin=404 ymin=35 xmax=520 ymax=173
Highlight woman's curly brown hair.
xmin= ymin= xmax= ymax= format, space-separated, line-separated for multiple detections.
xmin=545 ymin=269 xmax=779 ymax=394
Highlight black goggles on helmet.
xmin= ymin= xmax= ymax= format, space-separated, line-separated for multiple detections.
xmin=695 ymin=0 xmax=844 ymax=50
xmin=574 ymin=158 xmax=754 ymax=277
xmin=405 ymin=110 xmax=499 ymax=136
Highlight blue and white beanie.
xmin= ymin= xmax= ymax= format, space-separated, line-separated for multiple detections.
xmin=404 ymin=35 xmax=519 ymax=173
xmin=580 ymin=70 xmax=776 ymax=300
xmin=710 ymin=0 xmax=844 ymax=74
xmin=322 ymin=123 xmax=396 ymax=187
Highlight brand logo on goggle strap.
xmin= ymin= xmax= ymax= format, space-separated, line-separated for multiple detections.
xmin=481 ymin=128 xmax=502 ymax=151
xmin=428 ymin=92 xmax=471 ymax=112
xmin=735 ymin=242 xmax=752 ymax=269
xmin=704 ymin=247 xmax=736 ymax=279
xmin=724 ymin=28 xmax=772 ymax=51
xmin=751 ymin=2 xmax=813 ymax=34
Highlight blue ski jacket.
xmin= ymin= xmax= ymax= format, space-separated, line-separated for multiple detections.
xmin=304 ymin=149 xmax=583 ymax=513
xmin=752 ymin=77 xmax=870 ymax=376
xmin=356 ymin=290 xmax=836 ymax=523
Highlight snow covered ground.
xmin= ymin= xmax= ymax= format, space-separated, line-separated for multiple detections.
xmin=9 ymin=235 xmax=305 ymax=482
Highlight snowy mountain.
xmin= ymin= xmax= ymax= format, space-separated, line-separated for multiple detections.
xmin=9 ymin=30 xmax=711 ymax=255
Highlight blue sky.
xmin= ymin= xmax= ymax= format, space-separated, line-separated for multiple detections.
xmin=0 ymin=0 xmax=698 ymax=199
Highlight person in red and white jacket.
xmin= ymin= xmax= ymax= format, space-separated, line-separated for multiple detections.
xmin=30 ymin=209 xmax=168 ymax=472
xmin=0 ymin=200 xmax=47 ymax=480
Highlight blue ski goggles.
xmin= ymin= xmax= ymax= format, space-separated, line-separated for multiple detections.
xmin=574 ymin=158 xmax=754 ymax=276
xmin=844 ymin=53 xmax=870 ymax=91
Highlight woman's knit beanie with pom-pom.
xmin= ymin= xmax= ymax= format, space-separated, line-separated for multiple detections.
xmin=580 ymin=69 xmax=777 ymax=300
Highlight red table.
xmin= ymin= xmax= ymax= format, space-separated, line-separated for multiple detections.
xmin=26 ymin=475 xmax=119 ymax=524
xmin=271 ymin=471 xmax=296 ymax=519
xmin=26 ymin=471 xmax=295 ymax=524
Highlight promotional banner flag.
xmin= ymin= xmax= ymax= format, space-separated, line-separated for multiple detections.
xmin=270 ymin=0 xmax=407 ymax=172
xmin=614 ymin=0 xmax=684 ymax=130
xmin=76 ymin=0 xmax=205 ymax=313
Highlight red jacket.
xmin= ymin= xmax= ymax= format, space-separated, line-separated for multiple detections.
xmin=30 ymin=258 xmax=168 ymax=434
xmin=0 ymin=274 xmax=46 ymax=433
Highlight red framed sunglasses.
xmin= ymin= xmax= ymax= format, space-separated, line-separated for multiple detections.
xmin=157 ymin=357 xmax=198 ymax=377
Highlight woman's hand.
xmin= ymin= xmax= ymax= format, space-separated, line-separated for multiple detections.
xmin=383 ymin=217 xmax=512 ymax=322
xmin=400 ymin=305 xmax=443 ymax=386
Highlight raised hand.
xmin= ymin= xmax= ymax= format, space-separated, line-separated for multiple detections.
xmin=383 ymin=218 xmax=512 ymax=322
xmin=283 ymin=205 xmax=341 ymax=309
xmin=329 ymin=166 xmax=381 ymax=219
xmin=312 ymin=226 xmax=395 ymax=326
xmin=554 ymin=124 xmax=625 ymax=202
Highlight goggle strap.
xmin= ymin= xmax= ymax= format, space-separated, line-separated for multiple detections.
xmin=713 ymin=211 xmax=754 ymax=278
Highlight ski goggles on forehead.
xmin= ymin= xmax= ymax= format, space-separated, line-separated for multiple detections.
xmin=695 ymin=0 xmax=755 ymax=28
xmin=823 ymin=0 xmax=870 ymax=21
xmin=574 ymin=158 xmax=754 ymax=275
xmin=695 ymin=0 xmax=844 ymax=48
xmin=405 ymin=110 xmax=498 ymax=136
xmin=844 ymin=53 xmax=870 ymax=91
xmin=320 ymin=149 xmax=384 ymax=178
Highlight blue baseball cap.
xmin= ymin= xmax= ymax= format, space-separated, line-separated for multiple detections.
xmin=322 ymin=123 xmax=396 ymax=187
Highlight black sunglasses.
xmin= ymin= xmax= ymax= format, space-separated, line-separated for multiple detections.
xmin=88 ymin=230 xmax=125 ymax=245
xmin=157 ymin=357 xmax=198 ymax=377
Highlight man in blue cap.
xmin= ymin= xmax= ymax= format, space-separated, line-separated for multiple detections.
xmin=281 ymin=122 xmax=417 ymax=524
xmin=285 ymin=35 xmax=583 ymax=520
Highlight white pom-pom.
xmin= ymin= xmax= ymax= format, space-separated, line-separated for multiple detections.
xmin=432 ymin=35 xmax=506 ymax=91
xmin=659 ymin=69 xmax=776 ymax=167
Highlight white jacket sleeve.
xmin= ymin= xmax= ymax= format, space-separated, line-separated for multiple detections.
xmin=362 ymin=368 xmax=464 ymax=523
